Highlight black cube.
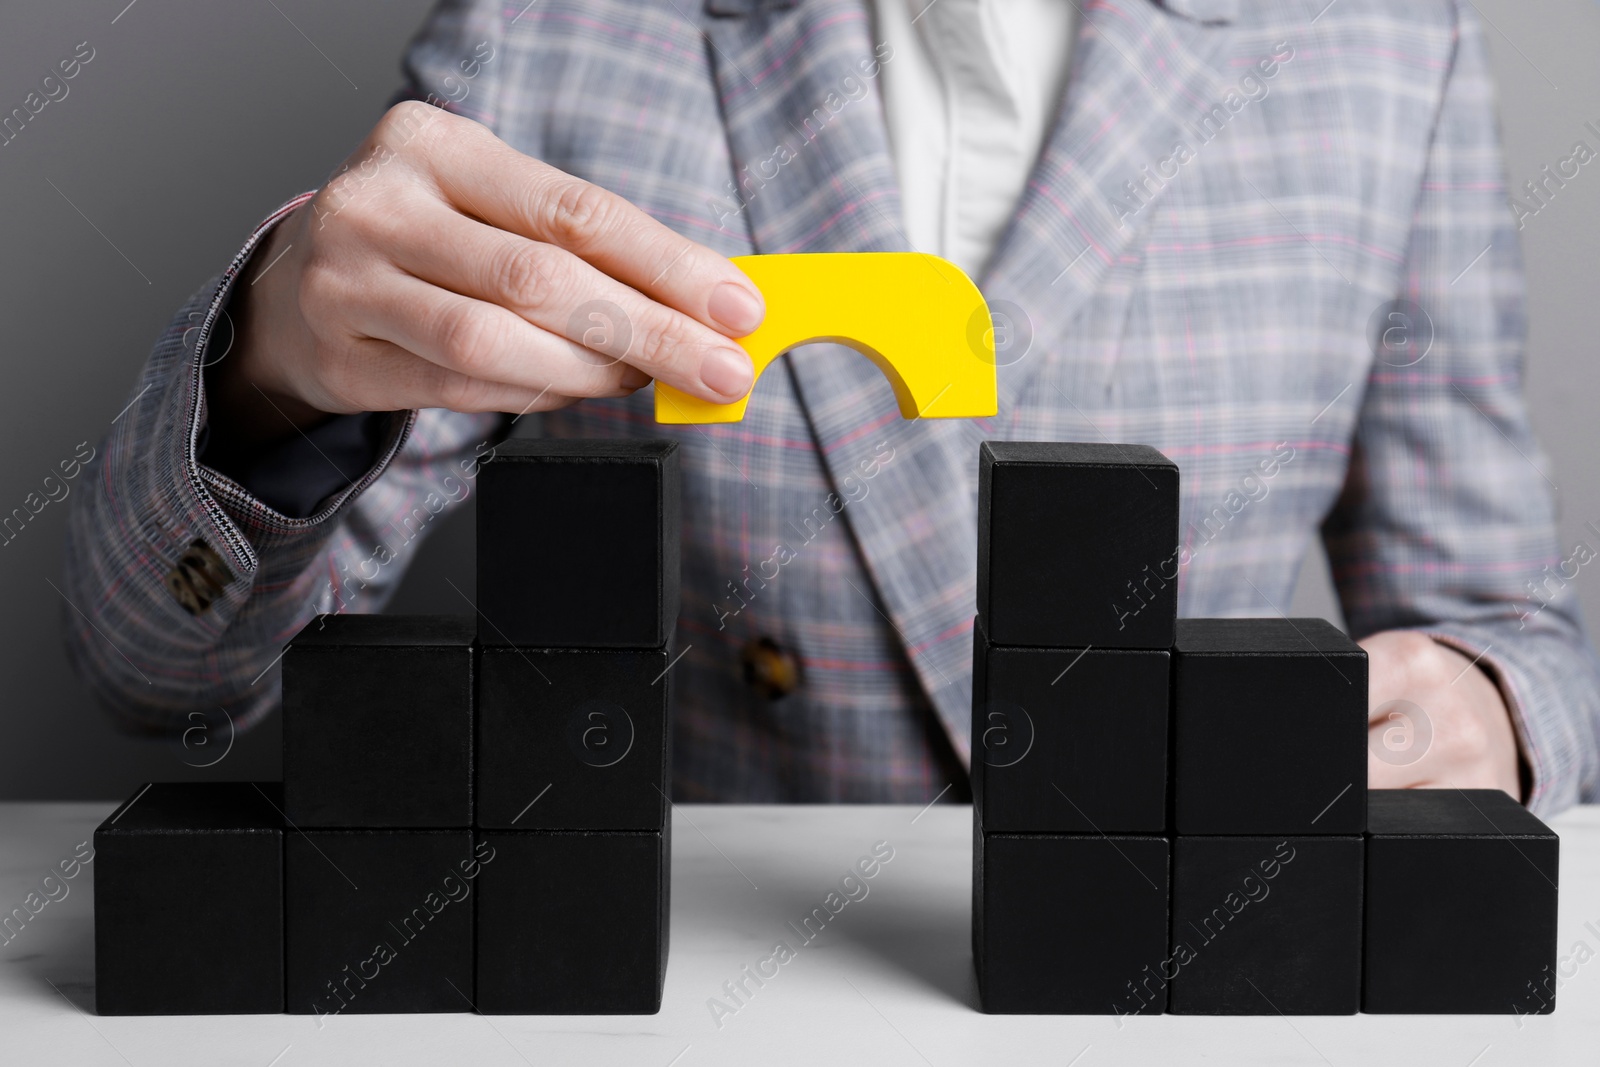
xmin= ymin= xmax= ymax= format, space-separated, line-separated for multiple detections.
xmin=477 ymin=646 xmax=670 ymax=830
xmin=974 ymin=822 xmax=1170 ymax=1015
xmin=476 ymin=828 xmax=669 ymax=1014
xmin=1168 ymin=836 xmax=1363 ymax=1015
xmin=283 ymin=614 xmax=474 ymax=828
xmin=95 ymin=782 xmax=284 ymax=1015
xmin=1364 ymin=789 xmax=1559 ymax=1014
xmin=1173 ymin=618 xmax=1367 ymax=835
xmin=976 ymin=441 xmax=1178 ymax=649
xmin=476 ymin=439 xmax=680 ymax=648
xmin=285 ymin=830 xmax=477 ymax=1015
xmin=971 ymin=618 xmax=1169 ymax=832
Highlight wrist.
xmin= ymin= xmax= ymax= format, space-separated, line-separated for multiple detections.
xmin=204 ymin=210 xmax=329 ymax=448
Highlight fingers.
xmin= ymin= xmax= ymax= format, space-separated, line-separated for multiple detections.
xmin=1367 ymin=733 xmax=1431 ymax=789
xmin=380 ymin=201 xmax=757 ymax=402
xmin=1360 ymin=630 xmax=1417 ymax=725
xmin=1364 ymin=631 xmax=1440 ymax=789
xmin=342 ymin=270 xmax=649 ymax=403
xmin=415 ymin=112 xmax=764 ymax=343
xmin=318 ymin=337 xmax=595 ymax=416
xmin=279 ymin=103 xmax=764 ymax=421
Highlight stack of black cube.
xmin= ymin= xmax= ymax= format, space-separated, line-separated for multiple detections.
xmin=971 ymin=441 xmax=1560 ymax=1016
xmin=471 ymin=438 xmax=678 ymax=1014
xmin=971 ymin=441 xmax=1180 ymax=1015
xmin=1166 ymin=615 xmax=1368 ymax=1014
xmin=94 ymin=439 xmax=679 ymax=1016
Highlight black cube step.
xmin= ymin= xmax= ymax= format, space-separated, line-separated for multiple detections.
xmin=285 ymin=830 xmax=478 ymax=1015
xmin=477 ymin=645 xmax=670 ymax=831
xmin=283 ymin=614 xmax=474 ymax=828
xmin=1363 ymin=789 xmax=1559 ymax=1014
xmin=974 ymin=821 xmax=1170 ymax=1015
xmin=1173 ymin=618 xmax=1367 ymax=835
xmin=95 ymin=782 xmax=284 ymax=1015
xmin=1168 ymin=836 xmax=1363 ymax=1015
xmin=475 ymin=828 xmax=669 ymax=1015
xmin=976 ymin=441 xmax=1178 ymax=649
xmin=476 ymin=439 xmax=680 ymax=648
xmin=971 ymin=618 xmax=1169 ymax=832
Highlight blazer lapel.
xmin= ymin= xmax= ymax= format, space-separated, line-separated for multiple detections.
xmin=981 ymin=0 xmax=1238 ymax=415
xmin=700 ymin=0 xmax=1238 ymax=763
xmin=703 ymin=0 xmax=905 ymax=253
xmin=704 ymin=0 xmax=987 ymax=757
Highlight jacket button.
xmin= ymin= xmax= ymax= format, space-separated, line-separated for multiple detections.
xmin=742 ymin=637 xmax=800 ymax=699
xmin=164 ymin=539 xmax=235 ymax=615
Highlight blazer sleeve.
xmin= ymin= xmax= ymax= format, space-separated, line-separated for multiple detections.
xmin=59 ymin=0 xmax=508 ymax=735
xmin=1322 ymin=1 xmax=1600 ymax=816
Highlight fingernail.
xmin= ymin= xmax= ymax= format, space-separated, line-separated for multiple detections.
xmin=701 ymin=348 xmax=754 ymax=401
xmin=707 ymin=281 xmax=764 ymax=335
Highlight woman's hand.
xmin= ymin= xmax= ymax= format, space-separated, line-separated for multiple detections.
xmin=1362 ymin=629 xmax=1523 ymax=800
xmin=210 ymin=101 xmax=764 ymax=444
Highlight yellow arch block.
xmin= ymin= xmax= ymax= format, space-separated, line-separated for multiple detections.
xmin=654 ymin=252 xmax=999 ymax=424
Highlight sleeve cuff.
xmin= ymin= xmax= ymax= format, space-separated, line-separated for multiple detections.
xmin=180 ymin=192 xmax=419 ymax=565
xmin=59 ymin=189 xmax=400 ymax=732
xmin=198 ymin=410 xmax=406 ymax=519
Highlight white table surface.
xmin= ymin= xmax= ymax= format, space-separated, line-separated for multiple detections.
xmin=2 ymin=801 xmax=1596 ymax=1066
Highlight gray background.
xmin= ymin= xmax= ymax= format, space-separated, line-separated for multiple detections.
xmin=0 ymin=0 xmax=1594 ymax=799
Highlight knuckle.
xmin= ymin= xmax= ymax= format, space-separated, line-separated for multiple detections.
xmin=435 ymin=303 xmax=502 ymax=372
xmin=495 ymin=244 xmax=556 ymax=310
xmin=326 ymin=149 xmax=425 ymax=227
xmin=1428 ymin=709 xmax=1485 ymax=768
xmin=378 ymin=100 xmax=444 ymax=149
xmin=383 ymin=99 xmax=431 ymax=127
xmin=573 ymin=363 xmax=628 ymax=398
xmin=543 ymin=180 xmax=615 ymax=246
xmin=436 ymin=372 xmax=483 ymax=413
xmin=628 ymin=320 xmax=680 ymax=371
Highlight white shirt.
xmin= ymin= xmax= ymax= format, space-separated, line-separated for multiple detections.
xmin=872 ymin=0 xmax=1077 ymax=279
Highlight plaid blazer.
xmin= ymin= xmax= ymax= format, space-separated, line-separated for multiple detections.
xmin=63 ymin=0 xmax=1600 ymax=814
